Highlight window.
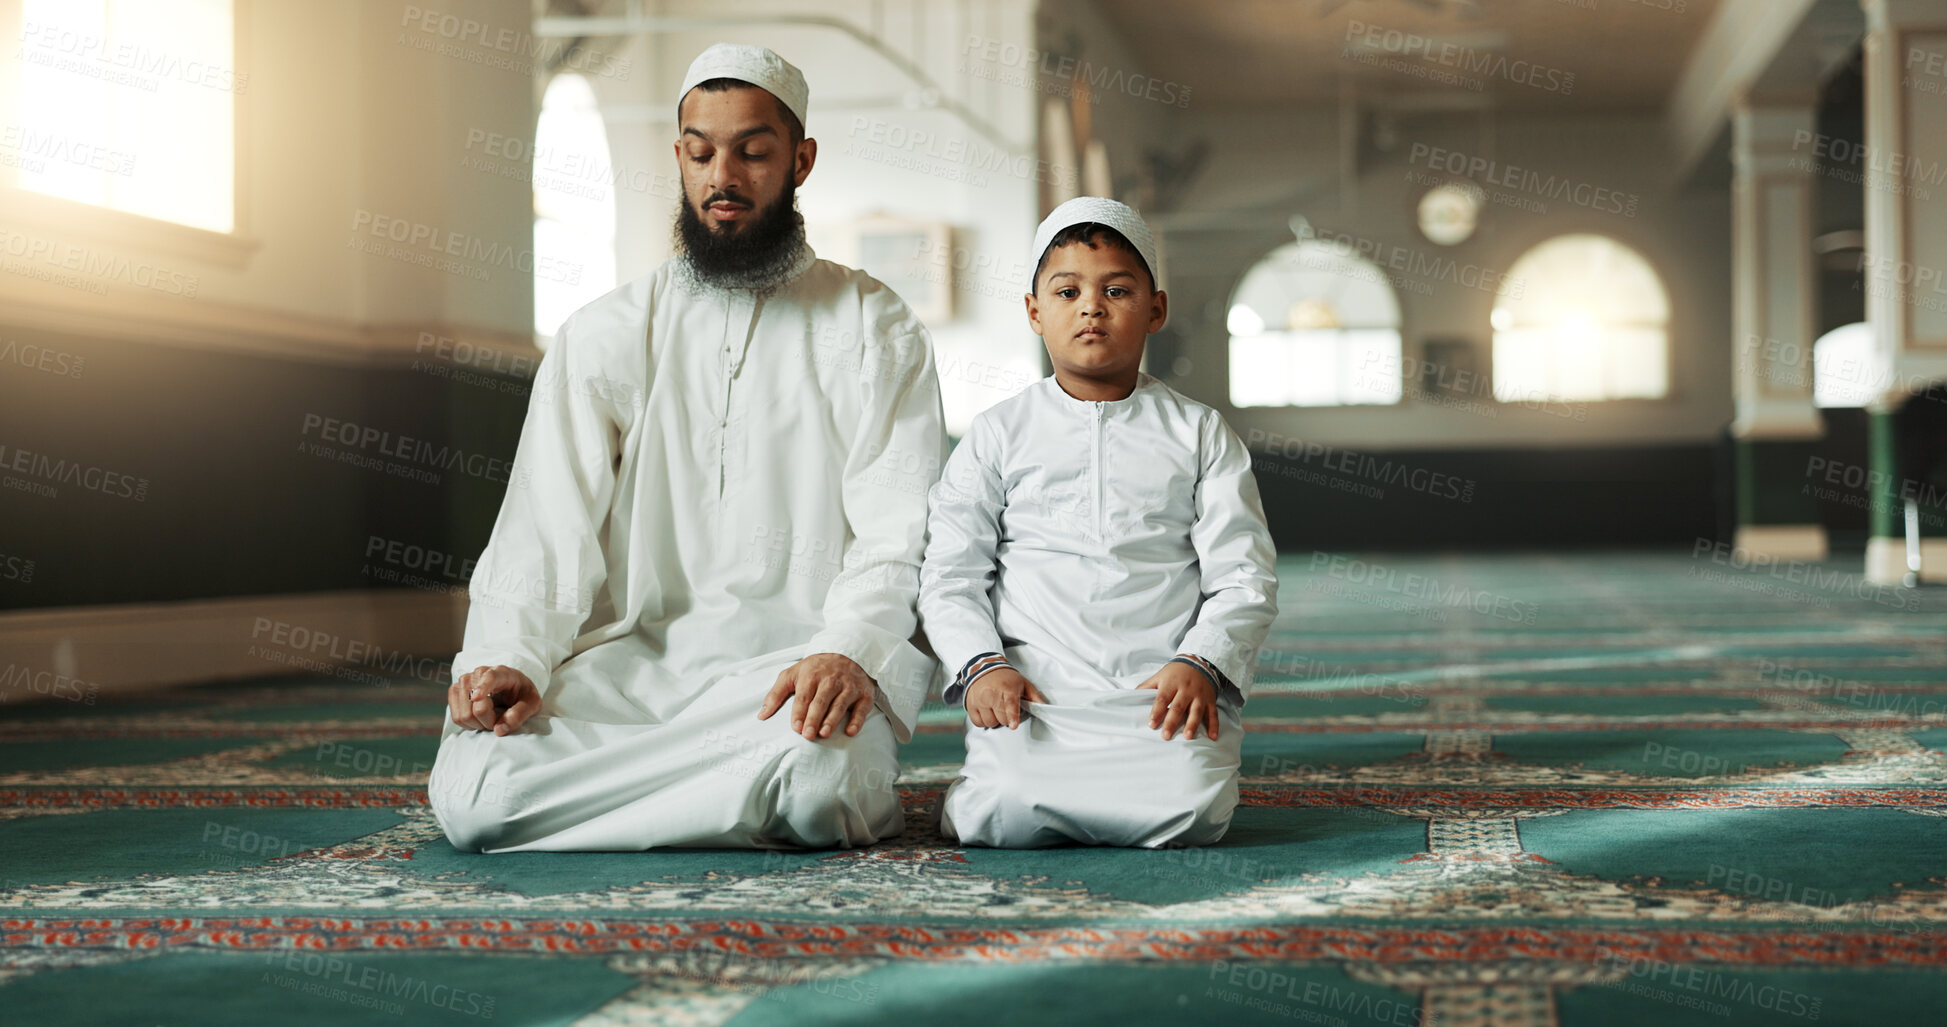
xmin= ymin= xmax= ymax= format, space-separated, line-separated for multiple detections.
xmin=1813 ymin=322 xmax=1877 ymax=408
xmin=532 ymin=73 xmax=617 ymax=339
xmin=1227 ymin=239 xmax=1404 ymax=408
xmin=1491 ymin=234 xmax=1669 ymax=402
xmin=9 ymin=0 xmax=237 ymax=233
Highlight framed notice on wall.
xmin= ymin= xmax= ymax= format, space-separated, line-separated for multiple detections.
xmin=1417 ymin=336 xmax=1481 ymax=399
xmin=838 ymin=215 xmax=954 ymax=325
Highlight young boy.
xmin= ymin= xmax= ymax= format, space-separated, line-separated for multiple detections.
xmin=918 ymin=196 xmax=1279 ymax=848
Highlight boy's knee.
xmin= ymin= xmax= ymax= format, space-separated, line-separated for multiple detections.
xmin=958 ymin=732 xmax=1044 ymax=791
xmin=1181 ymin=776 xmax=1241 ymax=843
xmin=1167 ymin=805 xmax=1235 ymax=847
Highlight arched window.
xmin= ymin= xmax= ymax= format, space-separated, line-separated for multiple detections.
xmin=533 ymin=74 xmax=617 ymax=339
xmin=1227 ymin=239 xmax=1404 ymax=407
xmin=1813 ymin=322 xmax=1877 ymax=408
xmin=1491 ymin=234 xmax=1669 ymax=402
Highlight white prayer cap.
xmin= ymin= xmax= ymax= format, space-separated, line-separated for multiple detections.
xmin=1029 ymin=196 xmax=1162 ymax=292
xmin=679 ymin=43 xmax=809 ymax=129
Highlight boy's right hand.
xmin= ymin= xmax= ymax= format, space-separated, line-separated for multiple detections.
xmin=966 ymin=668 xmax=1049 ymax=730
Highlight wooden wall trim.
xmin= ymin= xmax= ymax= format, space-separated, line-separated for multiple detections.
xmin=0 ymin=588 xmax=466 ymax=703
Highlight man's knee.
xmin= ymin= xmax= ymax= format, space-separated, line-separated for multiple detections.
xmin=758 ymin=731 xmax=900 ymax=845
xmin=427 ymin=743 xmax=516 ymax=853
xmin=433 ymin=798 xmax=505 ymax=853
xmin=774 ymin=730 xmax=898 ymax=804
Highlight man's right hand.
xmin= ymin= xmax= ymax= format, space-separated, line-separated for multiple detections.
xmin=448 ymin=665 xmax=541 ymax=736
xmin=965 ymin=668 xmax=1049 ymax=730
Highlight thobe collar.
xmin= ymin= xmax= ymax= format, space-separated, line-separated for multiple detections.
xmin=1043 ymin=371 xmax=1160 ymax=412
xmin=671 ymin=242 xmax=821 ymax=381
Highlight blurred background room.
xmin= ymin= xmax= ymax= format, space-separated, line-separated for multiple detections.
xmin=3 ymin=2 xmax=1945 ymax=1023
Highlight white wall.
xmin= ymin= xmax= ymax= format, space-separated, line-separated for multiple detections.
xmin=579 ymin=0 xmax=1041 ymax=434
xmin=0 ymin=0 xmax=1734 ymax=444
xmin=1023 ymin=2 xmax=1737 ymax=452
xmin=1162 ymin=107 xmax=1734 ymax=450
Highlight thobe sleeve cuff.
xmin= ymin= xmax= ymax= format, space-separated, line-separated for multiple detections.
xmin=942 ymin=651 xmax=1010 ymax=707
xmin=454 ymin=592 xmax=584 ymax=703
xmin=924 ymin=625 xmax=1008 ymax=694
xmin=805 ymin=623 xmax=890 ymax=680
xmin=807 ymin=621 xmax=931 ymax=744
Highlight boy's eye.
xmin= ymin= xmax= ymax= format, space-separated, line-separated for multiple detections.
xmin=1107 ymin=287 xmax=1128 ymax=297
xmin=1058 ymin=288 xmax=1078 ymax=299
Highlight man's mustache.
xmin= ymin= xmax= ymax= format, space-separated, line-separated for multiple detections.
xmin=701 ymin=192 xmax=752 ymax=210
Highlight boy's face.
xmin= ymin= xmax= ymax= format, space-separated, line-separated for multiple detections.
xmin=1025 ymin=240 xmax=1167 ymax=386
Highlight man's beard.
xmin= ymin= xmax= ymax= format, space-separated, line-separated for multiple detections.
xmin=673 ymin=181 xmax=809 ymax=293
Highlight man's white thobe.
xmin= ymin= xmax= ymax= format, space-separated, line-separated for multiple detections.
xmin=918 ymin=372 xmax=1278 ymax=848
xmin=428 ymin=247 xmax=947 ymax=852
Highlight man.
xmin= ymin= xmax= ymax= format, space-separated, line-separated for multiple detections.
xmin=427 ymin=43 xmax=948 ymax=851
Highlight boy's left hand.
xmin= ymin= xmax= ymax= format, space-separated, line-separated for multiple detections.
xmin=1137 ymin=661 xmax=1219 ymax=741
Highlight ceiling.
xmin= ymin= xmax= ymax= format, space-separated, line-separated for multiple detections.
xmin=1099 ymin=0 xmax=1727 ymax=113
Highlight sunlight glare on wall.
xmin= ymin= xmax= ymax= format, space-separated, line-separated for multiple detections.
xmin=17 ymin=0 xmax=235 ymax=233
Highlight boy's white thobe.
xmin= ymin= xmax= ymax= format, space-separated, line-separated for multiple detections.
xmin=427 ymin=248 xmax=947 ymax=852
xmin=918 ymin=372 xmax=1279 ymax=848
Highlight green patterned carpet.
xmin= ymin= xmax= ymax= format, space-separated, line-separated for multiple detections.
xmin=5 ymin=552 xmax=1947 ymax=1025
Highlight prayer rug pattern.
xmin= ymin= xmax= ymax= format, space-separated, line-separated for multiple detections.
xmin=4 ymin=553 xmax=1946 ymax=1025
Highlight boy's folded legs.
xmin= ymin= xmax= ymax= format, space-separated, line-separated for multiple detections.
xmin=939 ymin=693 xmax=1242 ymax=849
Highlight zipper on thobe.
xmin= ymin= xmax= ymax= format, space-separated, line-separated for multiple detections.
xmin=1091 ymin=402 xmax=1105 ymax=540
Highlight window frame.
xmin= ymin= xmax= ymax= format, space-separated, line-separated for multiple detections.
xmin=531 ymin=70 xmax=621 ymax=339
xmin=1224 ymin=237 xmax=1408 ymax=410
xmin=1487 ymin=230 xmax=1677 ymax=407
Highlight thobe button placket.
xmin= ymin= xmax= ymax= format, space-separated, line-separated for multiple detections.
xmin=717 ymin=293 xmax=758 ymax=500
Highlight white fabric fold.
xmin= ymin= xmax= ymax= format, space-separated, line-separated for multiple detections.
xmin=919 ymin=372 xmax=1279 ymax=847
xmin=433 ymin=250 xmax=948 ymax=851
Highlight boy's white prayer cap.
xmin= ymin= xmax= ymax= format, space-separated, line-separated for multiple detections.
xmin=1029 ymin=196 xmax=1162 ymax=291
xmin=679 ymin=43 xmax=809 ymax=127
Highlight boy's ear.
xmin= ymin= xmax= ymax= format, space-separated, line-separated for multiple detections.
xmin=1147 ymin=288 xmax=1169 ymax=334
xmin=1024 ymin=290 xmax=1044 ymax=336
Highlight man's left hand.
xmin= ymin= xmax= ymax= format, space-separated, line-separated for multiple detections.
xmin=759 ymin=653 xmax=879 ymax=741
